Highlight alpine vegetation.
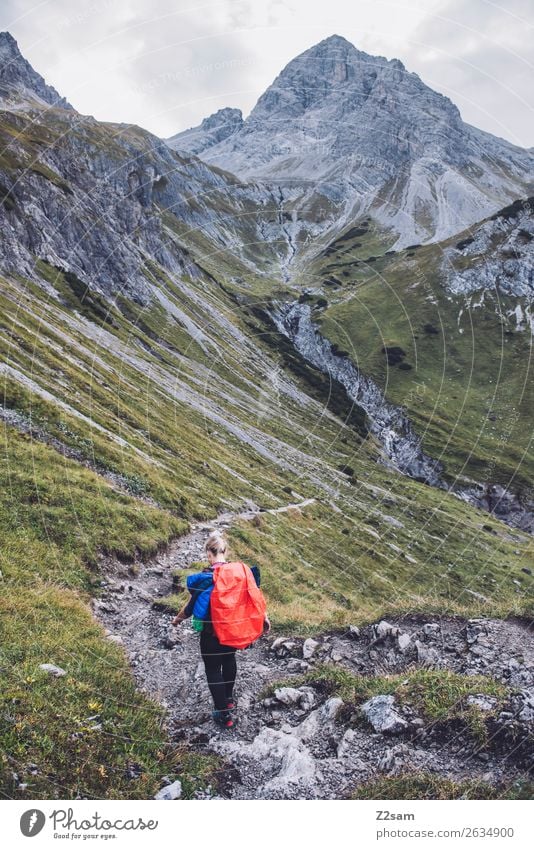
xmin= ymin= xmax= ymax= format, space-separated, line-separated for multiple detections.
xmin=0 ymin=30 xmax=532 ymax=801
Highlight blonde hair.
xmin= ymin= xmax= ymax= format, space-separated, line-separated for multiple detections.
xmin=205 ymin=530 xmax=227 ymax=557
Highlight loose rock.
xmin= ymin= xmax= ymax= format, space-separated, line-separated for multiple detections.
xmin=302 ymin=638 xmax=319 ymax=660
xmin=39 ymin=663 xmax=66 ymax=677
xmin=154 ymin=779 xmax=182 ymax=800
xmin=422 ymin=623 xmax=441 ymax=639
xmin=397 ymin=633 xmax=412 ymax=653
xmin=516 ymin=689 xmax=534 ymax=722
xmin=415 ymin=640 xmax=440 ymax=666
xmin=270 ymin=637 xmax=297 ymax=658
xmin=361 ymin=695 xmax=409 ymax=734
xmin=465 ymin=694 xmax=498 ymax=712
xmin=287 ymin=659 xmax=310 ymax=673
xmin=378 ymin=743 xmax=410 ymax=774
xmin=273 ymin=686 xmax=316 ymax=711
xmin=274 ymin=687 xmax=304 ymax=706
xmin=375 ymin=620 xmax=400 ymax=639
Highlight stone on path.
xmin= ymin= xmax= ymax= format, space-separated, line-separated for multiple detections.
xmin=361 ymin=695 xmax=408 ymax=734
xmin=302 ymin=638 xmax=319 ymax=659
xmin=375 ymin=620 xmax=400 ymax=639
xmin=415 ymin=639 xmax=440 ymax=666
xmin=397 ymin=633 xmax=411 ymax=653
xmin=274 ymin=687 xmax=309 ymax=706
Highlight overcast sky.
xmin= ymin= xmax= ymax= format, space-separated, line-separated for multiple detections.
xmin=1 ymin=0 xmax=533 ymax=146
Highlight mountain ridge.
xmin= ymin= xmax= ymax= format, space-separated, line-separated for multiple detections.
xmin=0 ymin=29 xmax=533 ymax=803
xmin=0 ymin=31 xmax=72 ymax=109
xmin=167 ymin=33 xmax=534 ymax=249
xmin=0 ymin=30 xmax=532 ymax=511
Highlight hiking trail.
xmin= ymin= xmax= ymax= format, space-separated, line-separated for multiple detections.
xmin=93 ymin=501 xmax=534 ymax=799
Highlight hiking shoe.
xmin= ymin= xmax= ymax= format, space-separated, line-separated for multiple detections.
xmin=226 ymin=698 xmax=236 ymax=711
xmin=212 ymin=709 xmax=234 ymax=729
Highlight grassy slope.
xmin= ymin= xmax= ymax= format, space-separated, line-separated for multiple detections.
xmin=228 ymin=498 xmax=533 ymax=632
xmin=304 ymin=226 xmax=534 ymax=492
xmin=2 ymin=255 xmax=532 ymax=797
xmin=0 ymin=261 xmax=360 ymax=798
xmin=0 ymin=428 xmax=198 ymax=799
xmin=1 ymin=109 xmax=533 ymax=798
xmin=352 ymin=775 xmax=533 ymax=800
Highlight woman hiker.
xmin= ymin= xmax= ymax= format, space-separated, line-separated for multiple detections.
xmin=172 ymin=530 xmax=270 ymax=729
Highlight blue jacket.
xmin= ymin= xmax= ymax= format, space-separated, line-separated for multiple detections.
xmin=185 ymin=564 xmax=261 ymax=621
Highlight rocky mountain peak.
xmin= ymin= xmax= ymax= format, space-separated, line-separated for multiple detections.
xmin=314 ymin=33 xmax=353 ymax=48
xmin=201 ymin=106 xmax=243 ymax=130
xmin=167 ymin=34 xmax=533 ymax=248
xmin=299 ymin=33 xmax=381 ymax=65
xmin=247 ymin=33 xmax=456 ymax=125
xmin=310 ymin=33 xmax=406 ymax=71
xmin=0 ymin=30 xmax=72 ymax=109
xmin=0 ymin=30 xmax=18 ymax=53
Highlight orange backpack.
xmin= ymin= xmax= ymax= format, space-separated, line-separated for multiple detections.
xmin=210 ymin=561 xmax=267 ymax=649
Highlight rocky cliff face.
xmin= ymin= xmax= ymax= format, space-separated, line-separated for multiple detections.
xmin=167 ymin=107 xmax=244 ymax=157
xmin=2 ymin=31 xmax=533 ymax=805
xmin=0 ymin=31 xmax=532 ymax=533
xmin=443 ymin=197 xmax=534 ymax=309
xmin=271 ymin=301 xmax=443 ymax=484
xmin=272 ymin=300 xmax=534 ymax=531
xmin=168 ymin=34 xmax=534 ymax=249
xmin=0 ymin=107 xmax=281 ymax=302
xmin=0 ymin=32 xmax=287 ymax=303
xmin=0 ymin=32 xmax=72 ymax=108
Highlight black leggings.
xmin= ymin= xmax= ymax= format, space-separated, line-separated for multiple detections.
xmin=200 ymin=629 xmax=237 ymax=711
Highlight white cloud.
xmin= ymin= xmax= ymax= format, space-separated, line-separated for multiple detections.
xmin=411 ymin=0 xmax=534 ymax=145
xmin=0 ymin=0 xmax=532 ymax=145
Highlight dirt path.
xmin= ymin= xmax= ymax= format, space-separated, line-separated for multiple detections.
xmin=93 ymin=503 xmax=534 ymax=799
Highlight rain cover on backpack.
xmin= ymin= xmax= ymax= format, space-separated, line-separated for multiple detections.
xmin=211 ymin=561 xmax=267 ymax=649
